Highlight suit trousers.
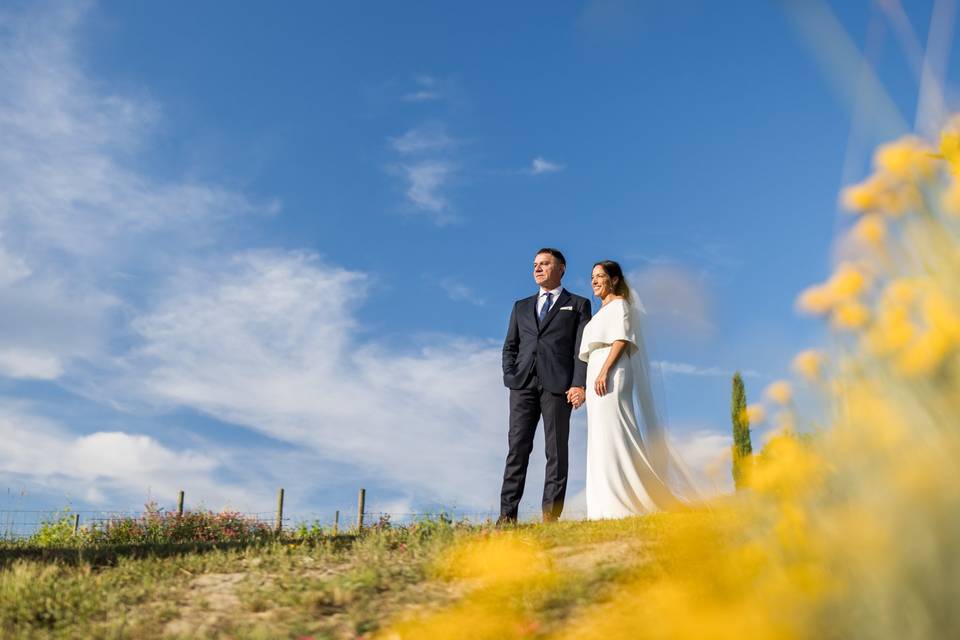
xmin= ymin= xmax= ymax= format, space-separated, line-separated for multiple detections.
xmin=499 ymin=372 xmax=572 ymax=521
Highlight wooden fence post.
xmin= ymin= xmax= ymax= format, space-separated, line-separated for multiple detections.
xmin=333 ymin=510 xmax=339 ymax=535
xmin=177 ymin=490 xmax=185 ymax=517
xmin=73 ymin=513 xmax=80 ymax=536
xmin=356 ymin=488 xmax=365 ymax=531
xmin=275 ymin=488 xmax=285 ymax=535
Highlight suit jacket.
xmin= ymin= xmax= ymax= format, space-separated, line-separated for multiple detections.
xmin=502 ymin=288 xmax=592 ymax=394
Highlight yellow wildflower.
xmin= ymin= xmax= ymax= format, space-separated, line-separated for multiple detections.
xmin=831 ymin=300 xmax=870 ymax=330
xmin=796 ymin=284 xmax=834 ymax=315
xmin=862 ymin=303 xmax=914 ymax=356
xmin=873 ymin=136 xmax=937 ymax=181
xmin=851 ymin=214 xmax=886 ymax=248
xmin=840 ymin=179 xmax=879 ymax=213
xmin=827 ymin=263 xmax=867 ymax=299
xmin=921 ymin=289 xmax=960 ymax=343
xmin=792 ymin=349 xmax=824 ymax=381
xmin=744 ymin=403 xmax=766 ymax=424
xmin=895 ymin=329 xmax=952 ymax=377
xmin=765 ymin=380 xmax=793 ymax=405
xmin=884 ymin=278 xmax=917 ymax=306
xmin=941 ymin=179 xmax=960 ymax=216
xmin=939 ymin=129 xmax=960 ymax=175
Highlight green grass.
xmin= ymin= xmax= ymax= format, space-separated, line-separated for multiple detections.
xmin=0 ymin=516 xmax=680 ymax=639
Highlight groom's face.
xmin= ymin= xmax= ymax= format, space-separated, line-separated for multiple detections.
xmin=533 ymin=253 xmax=564 ymax=289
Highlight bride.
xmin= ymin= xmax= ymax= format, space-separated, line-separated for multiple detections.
xmin=579 ymin=260 xmax=691 ymax=519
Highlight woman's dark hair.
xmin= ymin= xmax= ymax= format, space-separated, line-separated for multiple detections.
xmin=536 ymin=247 xmax=566 ymax=267
xmin=594 ymin=260 xmax=632 ymax=300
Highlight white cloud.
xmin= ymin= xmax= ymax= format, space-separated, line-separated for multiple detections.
xmin=530 ymin=156 xmax=565 ymax=174
xmin=117 ymin=250 xmax=508 ymax=508
xmin=0 ymin=401 xmax=244 ymax=507
xmin=0 ymin=348 xmax=64 ymax=380
xmin=0 ymin=4 xmax=267 ymax=383
xmin=655 ymin=360 xmax=761 ymax=378
xmin=671 ymin=429 xmax=734 ymax=496
xmin=389 ymin=123 xmax=455 ymax=155
xmin=400 ymin=161 xmax=455 ymax=216
xmin=403 ymin=90 xmax=441 ymax=103
xmin=388 ymin=123 xmax=458 ymax=222
xmin=401 ymin=74 xmax=446 ymax=103
xmin=436 ymin=277 xmax=484 ymax=305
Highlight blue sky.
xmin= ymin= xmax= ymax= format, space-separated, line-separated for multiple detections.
xmin=0 ymin=1 xmax=955 ymax=520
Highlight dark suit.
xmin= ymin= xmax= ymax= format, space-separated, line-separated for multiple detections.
xmin=499 ymin=288 xmax=592 ymax=521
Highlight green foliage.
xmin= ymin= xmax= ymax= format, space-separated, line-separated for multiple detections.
xmin=731 ymin=372 xmax=753 ymax=489
xmin=27 ymin=509 xmax=77 ymax=547
xmin=85 ymin=505 xmax=274 ymax=546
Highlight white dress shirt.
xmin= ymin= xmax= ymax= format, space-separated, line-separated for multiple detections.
xmin=537 ymin=285 xmax=564 ymax=317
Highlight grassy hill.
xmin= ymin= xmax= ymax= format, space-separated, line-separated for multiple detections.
xmin=0 ymin=514 xmax=687 ymax=639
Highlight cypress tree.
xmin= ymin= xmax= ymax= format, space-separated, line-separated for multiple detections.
xmin=731 ymin=371 xmax=753 ymax=489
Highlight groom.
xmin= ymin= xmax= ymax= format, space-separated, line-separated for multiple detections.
xmin=499 ymin=248 xmax=592 ymax=523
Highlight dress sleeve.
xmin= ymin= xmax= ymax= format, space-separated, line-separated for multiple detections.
xmin=579 ymin=299 xmax=639 ymax=361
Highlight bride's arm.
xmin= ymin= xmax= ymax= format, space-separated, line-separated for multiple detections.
xmin=594 ymin=339 xmax=629 ymax=397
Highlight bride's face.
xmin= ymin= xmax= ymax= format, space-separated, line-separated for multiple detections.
xmin=591 ymin=266 xmax=615 ymax=298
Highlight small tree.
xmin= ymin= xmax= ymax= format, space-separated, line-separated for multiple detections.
xmin=731 ymin=371 xmax=753 ymax=489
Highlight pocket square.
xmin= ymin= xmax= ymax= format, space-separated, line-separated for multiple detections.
xmin=560 ymin=306 xmax=573 ymax=311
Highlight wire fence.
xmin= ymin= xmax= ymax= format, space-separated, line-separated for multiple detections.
xmin=0 ymin=500 xmax=590 ymax=540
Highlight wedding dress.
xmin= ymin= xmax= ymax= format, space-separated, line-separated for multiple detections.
xmin=579 ymin=297 xmax=687 ymax=519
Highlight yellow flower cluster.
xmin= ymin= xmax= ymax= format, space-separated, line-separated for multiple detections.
xmin=386 ymin=120 xmax=960 ymax=640
xmin=840 ymin=136 xmax=936 ymax=217
xmin=859 ymin=277 xmax=960 ymax=376
xmin=796 ymin=262 xmax=871 ymax=330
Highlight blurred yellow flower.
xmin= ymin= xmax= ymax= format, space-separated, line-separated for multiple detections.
xmin=862 ymin=305 xmax=914 ymax=356
xmin=841 ymin=175 xmax=921 ymax=217
xmin=765 ymin=380 xmax=793 ymax=405
xmin=939 ymin=129 xmax=960 ymax=175
xmin=744 ymin=403 xmax=766 ymax=424
xmin=851 ymin=215 xmax=886 ymax=248
xmin=827 ymin=263 xmax=867 ymax=299
xmin=792 ymin=350 xmax=824 ymax=381
xmin=796 ymin=284 xmax=834 ymax=315
xmin=840 ymin=179 xmax=879 ymax=213
xmin=884 ymin=278 xmax=917 ymax=306
xmin=921 ymin=289 xmax=960 ymax=343
xmin=941 ymin=179 xmax=960 ymax=216
xmin=873 ymin=137 xmax=937 ymax=181
xmin=895 ymin=329 xmax=952 ymax=377
xmin=831 ymin=300 xmax=870 ymax=330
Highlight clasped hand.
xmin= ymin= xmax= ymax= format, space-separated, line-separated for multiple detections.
xmin=566 ymin=386 xmax=585 ymax=409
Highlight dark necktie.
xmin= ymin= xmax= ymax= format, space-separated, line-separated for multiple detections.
xmin=539 ymin=292 xmax=553 ymax=324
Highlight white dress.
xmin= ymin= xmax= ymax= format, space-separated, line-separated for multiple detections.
xmin=579 ymin=298 xmax=679 ymax=520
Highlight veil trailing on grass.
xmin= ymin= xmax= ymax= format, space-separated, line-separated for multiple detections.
xmin=626 ymin=284 xmax=703 ymax=503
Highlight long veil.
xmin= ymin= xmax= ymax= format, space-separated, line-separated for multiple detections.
xmin=626 ymin=285 xmax=702 ymax=503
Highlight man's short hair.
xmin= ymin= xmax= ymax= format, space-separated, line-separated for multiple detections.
xmin=535 ymin=247 xmax=566 ymax=267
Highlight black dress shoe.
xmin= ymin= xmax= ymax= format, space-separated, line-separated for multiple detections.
xmin=542 ymin=512 xmax=559 ymax=524
xmin=496 ymin=515 xmax=517 ymax=528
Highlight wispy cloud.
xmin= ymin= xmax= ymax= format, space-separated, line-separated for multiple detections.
xmin=0 ymin=401 xmax=241 ymax=506
xmin=671 ymin=429 xmax=733 ymax=496
xmin=115 ymin=251 xmax=508 ymax=506
xmin=388 ymin=123 xmax=458 ymax=223
xmin=400 ymin=161 xmax=454 ymax=215
xmin=389 ymin=123 xmax=455 ymax=154
xmin=402 ymin=74 xmax=443 ymax=102
xmin=655 ymin=360 xmax=762 ymax=378
xmin=433 ymin=276 xmax=485 ymax=306
xmin=529 ymin=156 xmax=565 ymax=174
xmin=0 ymin=2 xmax=269 ymax=383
